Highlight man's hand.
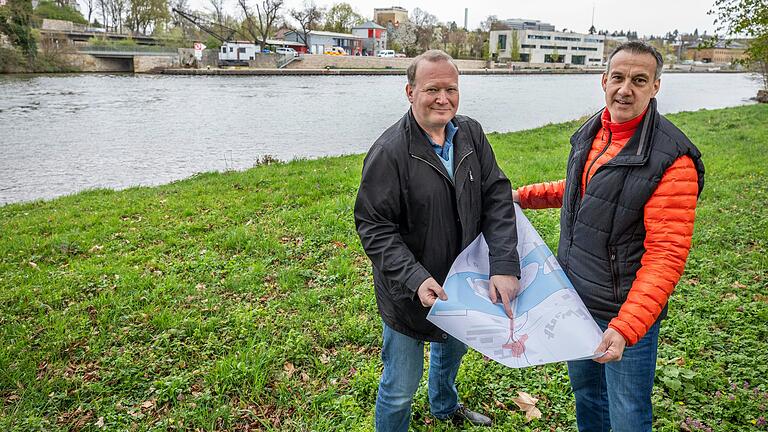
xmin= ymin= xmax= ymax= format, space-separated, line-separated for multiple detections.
xmin=512 ymin=189 xmax=520 ymax=203
xmin=488 ymin=275 xmax=520 ymax=318
xmin=593 ymin=327 xmax=627 ymax=363
xmin=417 ymin=277 xmax=447 ymax=307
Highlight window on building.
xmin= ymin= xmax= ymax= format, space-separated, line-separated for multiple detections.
xmin=545 ymin=54 xmax=564 ymax=63
xmin=571 ymin=55 xmax=586 ymax=65
xmin=528 ymin=34 xmax=551 ymax=40
xmin=498 ymin=34 xmax=507 ymax=51
xmin=238 ymin=47 xmax=246 ymax=53
xmin=221 ymin=47 xmax=226 ymax=53
xmin=577 ymin=47 xmax=598 ymax=51
xmin=589 ymin=58 xmax=601 ymax=62
xmin=521 ymin=44 xmax=535 ymax=49
xmin=584 ymin=38 xmax=602 ymax=43
xmin=555 ymin=36 xmax=580 ymax=42
xmin=520 ymin=53 xmax=530 ymax=62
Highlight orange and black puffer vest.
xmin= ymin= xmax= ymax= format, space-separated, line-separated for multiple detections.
xmin=557 ymin=98 xmax=705 ymax=322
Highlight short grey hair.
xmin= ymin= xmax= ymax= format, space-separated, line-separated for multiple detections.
xmin=406 ymin=49 xmax=459 ymax=86
xmin=606 ymin=41 xmax=664 ymax=80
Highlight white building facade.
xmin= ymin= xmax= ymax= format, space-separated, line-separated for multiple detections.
xmin=490 ymin=29 xmax=605 ymax=66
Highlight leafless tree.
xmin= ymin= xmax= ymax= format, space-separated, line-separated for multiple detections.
xmin=410 ymin=7 xmax=436 ymax=52
xmin=207 ymin=0 xmax=225 ymax=26
xmin=83 ymin=0 xmax=96 ymax=24
xmin=479 ymin=15 xmax=498 ymax=33
xmin=238 ymin=0 xmax=283 ymax=47
xmin=289 ymin=2 xmax=323 ymax=50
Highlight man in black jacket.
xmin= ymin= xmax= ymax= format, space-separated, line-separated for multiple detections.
xmin=354 ymin=50 xmax=521 ymax=431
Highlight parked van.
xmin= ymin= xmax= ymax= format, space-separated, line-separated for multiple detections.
xmin=276 ymin=47 xmax=298 ymax=57
xmin=324 ymin=46 xmax=346 ymax=55
xmin=378 ymin=50 xmax=395 ymax=58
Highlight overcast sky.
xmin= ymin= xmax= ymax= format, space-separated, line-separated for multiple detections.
xmin=177 ymin=0 xmax=721 ymax=37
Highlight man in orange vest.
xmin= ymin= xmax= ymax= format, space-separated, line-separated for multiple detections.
xmin=514 ymin=41 xmax=705 ymax=431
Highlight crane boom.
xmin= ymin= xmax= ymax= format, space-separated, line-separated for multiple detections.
xmin=172 ymin=8 xmax=237 ymax=43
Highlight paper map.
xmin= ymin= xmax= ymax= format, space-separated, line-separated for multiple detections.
xmin=427 ymin=205 xmax=603 ymax=368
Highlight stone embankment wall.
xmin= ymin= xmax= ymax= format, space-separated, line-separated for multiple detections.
xmin=59 ymin=53 xmax=178 ymax=72
xmin=282 ymin=54 xmax=487 ymax=70
xmin=133 ymin=55 xmax=178 ymax=73
xmin=60 ymin=53 xmax=133 ymax=72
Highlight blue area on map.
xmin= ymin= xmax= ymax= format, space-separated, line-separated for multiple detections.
xmin=431 ymin=244 xmax=575 ymax=318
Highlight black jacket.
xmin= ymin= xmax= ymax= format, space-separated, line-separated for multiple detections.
xmin=557 ymin=99 xmax=705 ymax=322
xmin=354 ymin=109 xmax=520 ymax=341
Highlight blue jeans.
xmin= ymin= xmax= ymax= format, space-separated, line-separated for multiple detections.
xmin=567 ymin=317 xmax=661 ymax=432
xmin=375 ymin=323 xmax=468 ymax=432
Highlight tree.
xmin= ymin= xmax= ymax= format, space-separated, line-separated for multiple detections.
xmin=207 ymin=0 xmax=225 ymax=26
xmin=468 ymin=28 xmax=484 ymax=59
xmin=83 ymin=0 xmax=96 ymax=23
xmin=289 ymin=2 xmax=323 ymax=50
xmin=448 ymin=27 xmax=466 ymax=58
xmin=479 ymin=15 xmax=497 ymax=33
xmin=411 ymin=7 xmax=436 ymax=52
xmin=392 ymin=20 xmax=416 ymax=55
xmin=508 ymin=29 xmax=520 ymax=61
xmin=34 ymin=0 xmax=88 ymax=24
xmin=0 ymin=0 xmax=37 ymax=57
xmin=238 ymin=0 xmax=283 ymax=47
xmin=126 ymin=0 xmax=169 ymax=34
xmin=322 ymin=2 xmax=362 ymax=33
xmin=711 ymin=0 xmax=768 ymax=91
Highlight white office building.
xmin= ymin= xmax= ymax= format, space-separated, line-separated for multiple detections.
xmin=490 ymin=28 xmax=605 ymax=66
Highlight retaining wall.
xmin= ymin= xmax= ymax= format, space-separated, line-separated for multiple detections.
xmin=283 ymin=54 xmax=487 ymax=70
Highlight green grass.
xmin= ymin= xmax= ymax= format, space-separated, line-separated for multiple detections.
xmin=1 ymin=104 xmax=766 ymax=431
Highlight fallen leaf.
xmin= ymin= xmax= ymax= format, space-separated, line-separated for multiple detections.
xmin=89 ymin=245 xmax=103 ymax=253
xmin=28 ymin=261 xmax=38 ymax=268
xmin=511 ymin=391 xmax=542 ymax=422
xmin=95 ymin=417 xmax=105 ymax=428
xmin=524 ymin=405 xmax=542 ymax=422
xmin=140 ymin=400 xmax=155 ymax=409
xmin=512 ymin=391 xmax=538 ymax=408
xmin=283 ymin=362 xmax=296 ymax=378
xmin=494 ymin=400 xmax=506 ymax=410
xmin=320 ymin=353 xmax=330 ymax=364
xmin=300 ymin=372 xmax=310 ymax=382
xmin=732 ymin=281 xmax=747 ymax=289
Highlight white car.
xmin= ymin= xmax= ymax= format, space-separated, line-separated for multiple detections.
xmin=378 ymin=50 xmax=395 ymax=58
xmin=276 ymin=47 xmax=298 ymax=57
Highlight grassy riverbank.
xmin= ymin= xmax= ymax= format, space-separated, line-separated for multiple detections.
xmin=1 ymin=104 xmax=766 ymax=431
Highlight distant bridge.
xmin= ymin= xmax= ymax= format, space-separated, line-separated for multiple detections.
xmin=40 ymin=28 xmax=163 ymax=46
xmin=54 ymin=43 xmax=181 ymax=73
xmin=76 ymin=45 xmax=179 ymax=58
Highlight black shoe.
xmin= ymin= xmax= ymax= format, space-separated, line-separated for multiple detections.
xmin=450 ymin=404 xmax=492 ymax=427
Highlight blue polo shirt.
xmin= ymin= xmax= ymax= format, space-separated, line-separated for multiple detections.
xmin=424 ymin=121 xmax=458 ymax=180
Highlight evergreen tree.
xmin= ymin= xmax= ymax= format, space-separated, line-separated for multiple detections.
xmin=0 ymin=0 xmax=37 ymax=58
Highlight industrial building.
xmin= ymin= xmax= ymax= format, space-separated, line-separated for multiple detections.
xmin=283 ymin=30 xmax=364 ymax=55
xmin=351 ymin=21 xmax=387 ymax=56
xmin=499 ymin=18 xmax=555 ymax=32
xmin=373 ymin=6 xmax=408 ymax=29
xmin=490 ymin=25 xmax=605 ymax=66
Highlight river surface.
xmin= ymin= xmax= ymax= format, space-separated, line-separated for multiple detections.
xmin=0 ymin=72 xmax=762 ymax=205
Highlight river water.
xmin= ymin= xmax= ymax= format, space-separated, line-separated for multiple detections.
xmin=0 ymin=73 xmax=762 ymax=205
